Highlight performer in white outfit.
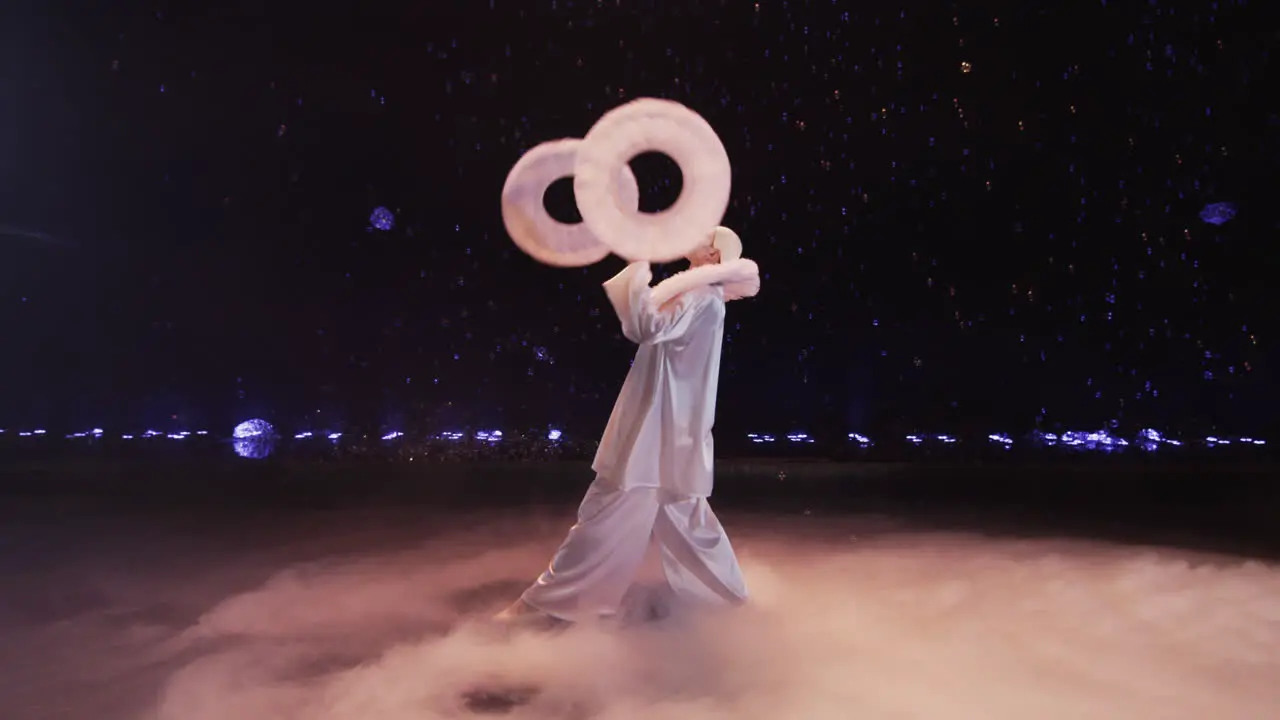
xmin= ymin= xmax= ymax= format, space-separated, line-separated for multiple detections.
xmin=497 ymin=227 xmax=760 ymax=624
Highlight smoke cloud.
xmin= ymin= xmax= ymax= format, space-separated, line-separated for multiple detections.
xmin=6 ymin=512 xmax=1279 ymax=719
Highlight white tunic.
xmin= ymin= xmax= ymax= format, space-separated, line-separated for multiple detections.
xmin=591 ymin=261 xmax=727 ymax=498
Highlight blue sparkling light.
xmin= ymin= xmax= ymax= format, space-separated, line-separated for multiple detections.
xmin=232 ymin=418 xmax=276 ymax=459
xmin=233 ymin=419 xmax=272 ymax=439
xmin=0 ymin=421 xmax=1270 ymax=457
xmin=1137 ymin=428 xmax=1182 ymax=451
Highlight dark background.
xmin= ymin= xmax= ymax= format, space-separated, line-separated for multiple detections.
xmin=2 ymin=0 xmax=1276 ymax=442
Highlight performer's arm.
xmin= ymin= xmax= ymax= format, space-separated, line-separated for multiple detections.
xmin=602 ymin=261 xmax=716 ymax=345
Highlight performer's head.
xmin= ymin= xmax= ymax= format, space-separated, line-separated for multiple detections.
xmin=686 ymin=241 xmax=722 ymax=268
xmin=687 ymin=226 xmax=743 ymax=268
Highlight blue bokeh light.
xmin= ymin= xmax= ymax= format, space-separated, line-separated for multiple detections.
xmin=370 ymin=206 xmax=396 ymax=231
xmin=1199 ymin=201 xmax=1237 ymax=226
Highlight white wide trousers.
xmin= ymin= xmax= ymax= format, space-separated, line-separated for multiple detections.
xmin=521 ymin=478 xmax=748 ymax=622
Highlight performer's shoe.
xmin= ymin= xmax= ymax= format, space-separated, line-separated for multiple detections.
xmin=492 ymin=600 xmax=572 ymax=632
xmin=492 ymin=600 xmax=530 ymax=622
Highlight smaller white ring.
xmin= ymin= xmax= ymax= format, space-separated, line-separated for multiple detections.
xmin=501 ymin=138 xmax=641 ymax=267
xmin=574 ymin=98 xmax=732 ymax=263
xmin=710 ymin=225 xmax=743 ymax=262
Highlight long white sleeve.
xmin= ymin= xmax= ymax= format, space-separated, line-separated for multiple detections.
xmin=602 ymin=262 xmax=721 ymax=346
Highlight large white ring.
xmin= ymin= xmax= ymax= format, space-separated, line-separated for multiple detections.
xmin=574 ymin=98 xmax=731 ymax=263
xmin=501 ymin=138 xmax=641 ymax=267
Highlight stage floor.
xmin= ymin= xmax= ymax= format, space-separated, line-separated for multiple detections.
xmin=2 ymin=500 xmax=1278 ymax=720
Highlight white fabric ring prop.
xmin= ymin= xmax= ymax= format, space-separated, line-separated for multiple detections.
xmin=574 ymin=98 xmax=732 ymax=263
xmin=501 ymin=138 xmax=641 ymax=267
